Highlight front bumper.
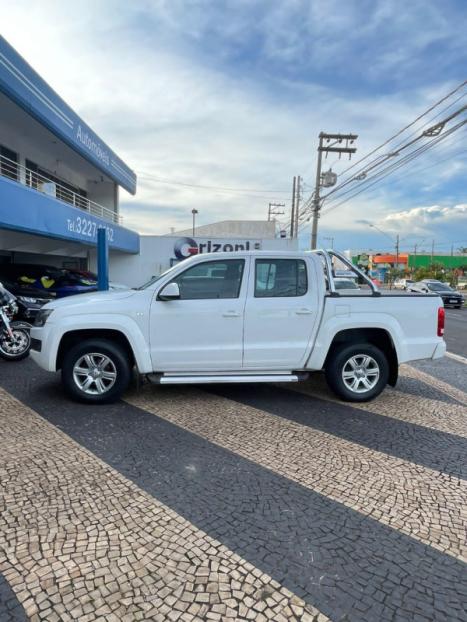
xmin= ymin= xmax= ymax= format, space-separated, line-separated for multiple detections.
xmin=30 ymin=323 xmax=59 ymax=372
xmin=441 ymin=297 xmax=464 ymax=306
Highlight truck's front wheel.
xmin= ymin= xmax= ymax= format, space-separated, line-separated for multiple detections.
xmin=325 ymin=343 xmax=389 ymax=402
xmin=62 ymin=339 xmax=131 ymax=404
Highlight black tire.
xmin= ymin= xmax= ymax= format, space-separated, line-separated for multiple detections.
xmin=325 ymin=343 xmax=389 ymax=402
xmin=0 ymin=326 xmax=31 ymax=361
xmin=61 ymin=339 xmax=131 ymax=404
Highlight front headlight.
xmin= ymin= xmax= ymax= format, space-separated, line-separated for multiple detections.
xmin=34 ymin=309 xmax=54 ymax=327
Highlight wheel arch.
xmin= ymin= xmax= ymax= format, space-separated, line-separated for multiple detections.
xmin=56 ymin=329 xmax=136 ymax=371
xmin=325 ymin=327 xmax=398 ymax=386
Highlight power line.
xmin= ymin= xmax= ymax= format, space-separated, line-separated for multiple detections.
xmin=373 ymin=144 xmax=467 ymax=186
xmin=324 ymin=140 xmax=467 ymax=208
xmin=294 ymin=122 xmax=466 ymax=235
xmin=388 ymin=90 xmax=467 ymax=153
xmin=320 ymin=118 xmax=467 ymax=213
xmin=138 ymin=172 xmax=290 ymax=194
xmin=318 ymin=96 xmax=467 ymax=204
xmin=334 ymin=79 xmax=467 ymax=179
xmin=321 ymin=106 xmax=467 ymax=205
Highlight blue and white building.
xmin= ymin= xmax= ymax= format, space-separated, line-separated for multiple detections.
xmin=0 ymin=35 xmax=139 ymax=270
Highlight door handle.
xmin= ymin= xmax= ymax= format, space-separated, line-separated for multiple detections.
xmin=222 ymin=311 xmax=241 ymax=317
xmin=295 ymin=308 xmax=313 ymax=315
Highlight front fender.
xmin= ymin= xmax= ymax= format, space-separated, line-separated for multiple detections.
xmin=51 ymin=314 xmax=152 ymax=373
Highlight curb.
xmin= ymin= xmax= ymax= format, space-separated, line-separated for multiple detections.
xmin=446 ymin=351 xmax=467 ymax=365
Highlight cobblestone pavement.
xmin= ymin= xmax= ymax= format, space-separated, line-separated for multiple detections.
xmin=0 ymin=357 xmax=466 ymax=621
xmin=0 ymin=387 xmax=326 ymax=622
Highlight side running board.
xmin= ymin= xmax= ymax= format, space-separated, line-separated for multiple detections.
xmin=149 ymin=373 xmax=309 ymax=385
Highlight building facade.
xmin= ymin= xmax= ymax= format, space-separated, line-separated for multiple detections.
xmin=109 ymin=234 xmax=299 ymax=287
xmin=0 ymin=35 xmax=139 ymax=270
xmin=351 ymin=250 xmax=467 ymax=282
xmin=0 ymin=37 xmax=298 ymax=288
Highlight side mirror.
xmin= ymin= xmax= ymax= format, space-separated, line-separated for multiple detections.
xmin=158 ymin=282 xmax=180 ymax=301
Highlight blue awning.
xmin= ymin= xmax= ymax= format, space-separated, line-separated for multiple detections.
xmin=0 ymin=176 xmax=139 ymax=254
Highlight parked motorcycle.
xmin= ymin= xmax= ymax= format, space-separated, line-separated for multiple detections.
xmin=0 ymin=283 xmax=32 ymax=361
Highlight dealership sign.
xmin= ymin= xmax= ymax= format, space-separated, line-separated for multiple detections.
xmin=174 ymin=237 xmax=262 ymax=260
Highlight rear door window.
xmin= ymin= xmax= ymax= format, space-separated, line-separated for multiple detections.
xmin=255 ymin=259 xmax=307 ymax=297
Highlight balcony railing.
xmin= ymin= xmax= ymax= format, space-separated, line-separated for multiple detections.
xmin=0 ymin=154 xmax=122 ymax=224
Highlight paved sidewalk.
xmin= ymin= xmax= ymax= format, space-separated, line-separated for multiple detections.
xmin=0 ymin=388 xmax=326 ymax=622
xmin=0 ymin=357 xmax=466 ymax=621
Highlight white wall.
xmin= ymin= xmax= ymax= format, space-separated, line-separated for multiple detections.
xmin=99 ymin=235 xmax=299 ymax=287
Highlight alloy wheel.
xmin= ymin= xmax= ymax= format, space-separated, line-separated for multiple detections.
xmin=73 ymin=353 xmax=117 ymax=395
xmin=342 ymin=354 xmax=380 ymax=394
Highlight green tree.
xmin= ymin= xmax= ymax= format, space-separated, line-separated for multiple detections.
xmin=414 ymin=262 xmax=451 ymax=282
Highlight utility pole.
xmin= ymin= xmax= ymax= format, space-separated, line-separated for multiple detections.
xmin=290 ymin=176 xmax=296 ymax=238
xmin=431 ymin=239 xmax=435 ymax=265
xmin=323 ymin=236 xmax=334 ymax=249
xmin=294 ymin=176 xmax=301 ymax=238
xmin=267 ymin=202 xmax=285 ymax=221
xmin=395 ymin=234 xmax=400 ymax=270
xmin=311 ymin=132 xmax=357 ymax=250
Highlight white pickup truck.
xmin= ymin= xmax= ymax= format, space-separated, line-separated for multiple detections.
xmin=30 ymin=250 xmax=446 ymax=404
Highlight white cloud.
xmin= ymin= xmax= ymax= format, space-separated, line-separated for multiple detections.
xmin=0 ymin=0 xmax=465 ymax=240
xmin=381 ymin=204 xmax=467 ymax=234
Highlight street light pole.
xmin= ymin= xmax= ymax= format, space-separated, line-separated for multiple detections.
xmin=191 ymin=209 xmax=198 ymax=237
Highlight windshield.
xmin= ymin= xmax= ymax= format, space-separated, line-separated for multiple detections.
xmin=427 ymin=283 xmax=452 ymax=292
xmin=136 ymin=266 xmax=177 ymax=290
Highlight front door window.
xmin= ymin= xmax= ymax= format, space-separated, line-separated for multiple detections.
xmin=173 ymin=259 xmax=245 ymax=300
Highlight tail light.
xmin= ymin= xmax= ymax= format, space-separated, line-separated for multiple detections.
xmin=437 ymin=307 xmax=445 ymax=337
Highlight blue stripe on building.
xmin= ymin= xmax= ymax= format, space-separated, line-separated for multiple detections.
xmin=0 ymin=35 xmax=137 ymax=195
xmin=0 ymin=176 xmax=139 ymax=254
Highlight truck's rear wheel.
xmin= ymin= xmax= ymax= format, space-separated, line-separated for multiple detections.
xmin=62 ymin=339 xmax=131 ymax=404
xmin=325 ymin=343 xmax=389 ymax=402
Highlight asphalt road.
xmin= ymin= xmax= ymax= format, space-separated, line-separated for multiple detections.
xmin=444 ymin=306 xmax=467 ymax=357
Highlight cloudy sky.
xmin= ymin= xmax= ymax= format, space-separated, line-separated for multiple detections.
xmin=1 ymin=0 xmax=466 ymax=252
